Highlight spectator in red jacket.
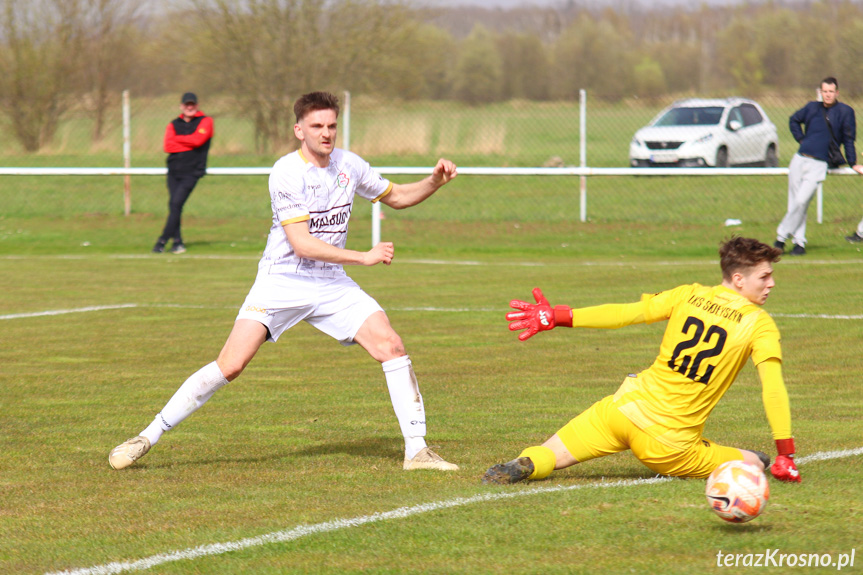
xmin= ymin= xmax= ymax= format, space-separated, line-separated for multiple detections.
xmin=153 ymin=92 xmax=214 ymax=254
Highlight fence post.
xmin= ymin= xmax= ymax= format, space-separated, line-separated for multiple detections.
xmin=579 ymin=89 xmax=587 ymax=222
xmin=123 ymin=90 xmax=131 ymax=216
xmin=817 ymin=181 xmax=823 ymax=224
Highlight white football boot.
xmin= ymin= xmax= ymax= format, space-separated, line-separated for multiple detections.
xmin=403 ymin=447 xmax=459 ymax=471
xmin=108 ymin=436 xmax=151 ymax=470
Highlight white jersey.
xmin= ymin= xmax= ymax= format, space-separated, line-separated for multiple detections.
xmin=260 ymin=148 xmax=393 ymax=277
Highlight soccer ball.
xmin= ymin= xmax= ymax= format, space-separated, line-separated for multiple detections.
xmin=705 ymin=460 xmax=770 ymax=523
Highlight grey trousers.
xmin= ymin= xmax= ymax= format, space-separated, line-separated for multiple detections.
xmin=776 ymin=153 xmax=828 ymax=247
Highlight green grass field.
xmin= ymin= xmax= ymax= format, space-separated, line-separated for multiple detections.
xmin=2 ymin=95 xmax=863 ymax=573
xmin=2 ymin=173 xmax=863 ymax=573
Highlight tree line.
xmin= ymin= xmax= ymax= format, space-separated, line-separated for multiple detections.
xmin=2 ymin=0 xmax=863 ymax=152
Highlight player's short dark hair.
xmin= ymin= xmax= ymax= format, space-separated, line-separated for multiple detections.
xmin=719 ymin=237 xmax=782 ymax=281
xmin=822 ymin=76 xmax=839 ymax=89
xmin=294 ymin=91 xmax=340 ymax=123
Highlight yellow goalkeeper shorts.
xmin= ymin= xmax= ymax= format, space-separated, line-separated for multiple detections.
xmin=555 ymin=394 xmax=744 ymax=479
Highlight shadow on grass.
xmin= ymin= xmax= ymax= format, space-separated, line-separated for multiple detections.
xmin=125 ymin=436 xmax=404 ymax=469
xmin=292 ymin=437 xmax=402 ymax=459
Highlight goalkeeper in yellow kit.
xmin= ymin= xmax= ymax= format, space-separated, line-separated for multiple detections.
xmin=483 ymin=237 xmax=801 ymax=485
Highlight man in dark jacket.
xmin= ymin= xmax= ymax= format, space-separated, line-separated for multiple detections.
xmin=153 ymin=92 xmax=214 ymax=254
xmin=775 ymin=77 xmax=863 ymax=256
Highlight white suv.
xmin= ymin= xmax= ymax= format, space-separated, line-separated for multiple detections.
xmin=629 ymin=98 xmax=779 ymax=167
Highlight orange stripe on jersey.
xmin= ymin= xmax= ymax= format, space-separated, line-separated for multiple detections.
xmin=280 ymin=214 xmax=311 ymax=226
xmin=372 ymin=182 xmax=394 ymax=203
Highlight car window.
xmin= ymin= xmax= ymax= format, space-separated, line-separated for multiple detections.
xmin=740 ymin=103 xmax=764 ymax=126
xmin=726 ymin=107 xmax=744 ymax=128
xmin=654 ymin=106 xmax=724 ymax=126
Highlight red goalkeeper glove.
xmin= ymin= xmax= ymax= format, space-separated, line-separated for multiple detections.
xmin=770 ymin=438 xmax=801 ymax=483
xmin=506 ymin=288 xmax=573 ymax=341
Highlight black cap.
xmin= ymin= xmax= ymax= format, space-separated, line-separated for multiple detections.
xmin=181 ymin=92 xmax=198 ymax=104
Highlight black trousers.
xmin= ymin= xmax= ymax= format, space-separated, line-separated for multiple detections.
xmin=159 ymin=174 xmax=200 ymax=242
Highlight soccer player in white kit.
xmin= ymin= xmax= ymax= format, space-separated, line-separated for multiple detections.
xmin=109 ymin=91 xmax=459 ymax=471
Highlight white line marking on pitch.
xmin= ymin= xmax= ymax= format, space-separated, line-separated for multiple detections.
xmin=796 ymin=446 xmax=863 ymax=464
xmin=3 ymin=254 xmax=862 ymax=267
xmin=45 ymin=447 xmax=863 ymax=575
xmin=0 ymin=304 xmax=222 ymax=321
xmin=0 ymin=304 xmax=139 ymax=320
xmin=399 ymin=258 xmax=863 ymax=267
xmin=774 ymin=313 xmax=863 ymax=320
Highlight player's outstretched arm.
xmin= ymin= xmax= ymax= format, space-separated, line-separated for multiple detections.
xmin=380 ymin=158 xmax=457 ymax=210
xmin=756 ymin=358 xmax=801 ymax=483
xmin=507 ymin=288 xmax=648 ymax=341
xmin=506 ymin=288 xmax=573 ymax=341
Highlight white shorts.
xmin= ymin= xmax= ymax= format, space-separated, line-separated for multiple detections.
xmin=236 ymin=269 xmax=384 ymax=345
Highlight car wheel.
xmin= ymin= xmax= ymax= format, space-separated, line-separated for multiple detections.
xmin=764 ymin=145 xmax=778 ymax=167
xmin=715 ymin=147 xmax=729 ymax=168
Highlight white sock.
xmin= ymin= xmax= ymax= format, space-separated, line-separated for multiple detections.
xmin=404 ymin=436 xmax=427 ymax=459
xmin=140 ymin=417 xmax=165 ymax=446
xmin=139 ymin=361 xmax=229 ymax=446
xmin=381 ymin=355 xmax=428 ymax=459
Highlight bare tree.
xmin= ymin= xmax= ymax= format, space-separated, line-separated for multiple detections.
xmin=188 ymin=0 xmax=425 ymax=152
xmin=0 ymin=0 xmax=86 ymax=151
xmin=81 ymin=0 xmax=143 ymax=142
xmin=551 ymin=14 xmax=634 ymax=101
xmin=190 ymin=0 xmax=324 ymax=154
xmin=497 ymin=32 xmax=551 ymax=101
xmin=453 ymin=25 xmax=503 ymax=105
xmin=322 ymin=1 xmax=422 ymax=96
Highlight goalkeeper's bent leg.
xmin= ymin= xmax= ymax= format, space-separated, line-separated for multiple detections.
xmin=482 ymin=445 xmax=556 ymax=484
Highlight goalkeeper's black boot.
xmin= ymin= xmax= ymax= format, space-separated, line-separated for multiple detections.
xmin=481 ymin=457 xmax=534 ymax=485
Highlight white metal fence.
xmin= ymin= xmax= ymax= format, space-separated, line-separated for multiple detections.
xmin=3 ymin=90 xmax=863 ymax=243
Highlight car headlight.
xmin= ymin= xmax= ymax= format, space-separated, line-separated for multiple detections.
xmin=693 ymin=133 xmax=714 ymax=145
xmin=631 ymin=136 xmax=643 ymax=147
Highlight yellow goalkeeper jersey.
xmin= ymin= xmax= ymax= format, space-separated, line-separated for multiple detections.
xmin=611 ymin=283 xmax=782 ymax=450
